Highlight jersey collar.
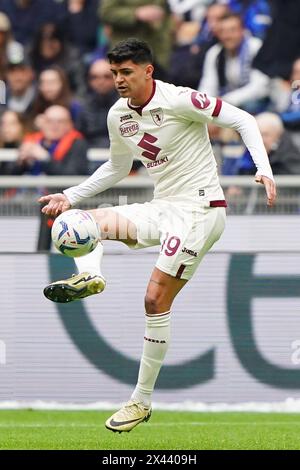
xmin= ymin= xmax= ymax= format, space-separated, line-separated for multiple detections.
xmin=127 ymin=80 xmax=156 ymax=116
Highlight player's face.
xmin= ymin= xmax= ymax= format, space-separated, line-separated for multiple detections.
xmin=110 ymin=60 xmax=154 ymax=105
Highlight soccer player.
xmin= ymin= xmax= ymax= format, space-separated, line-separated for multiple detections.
xmin=39 ymin=38 xmax=276 ymax=433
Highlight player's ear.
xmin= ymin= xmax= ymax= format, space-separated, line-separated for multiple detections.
xmin=145 ymin=64 xmax=154 ymax=79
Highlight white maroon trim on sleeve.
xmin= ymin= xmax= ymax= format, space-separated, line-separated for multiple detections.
xmin=212 ymin=98 xmax=222 ymax=117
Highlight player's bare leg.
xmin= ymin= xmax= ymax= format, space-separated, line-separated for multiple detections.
xmin=105 ymin=268 xmax=187 ymax=433
xmin=44 ymin=208 xmax=138 ymax=303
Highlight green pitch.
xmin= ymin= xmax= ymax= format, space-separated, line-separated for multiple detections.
xmin=0 ymin=410 xmax=300 ymax=450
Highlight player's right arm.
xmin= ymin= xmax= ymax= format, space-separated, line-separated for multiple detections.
xmin=39 ymin=109 xmax=133 ymax=217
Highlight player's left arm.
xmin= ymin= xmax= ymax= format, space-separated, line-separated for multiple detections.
xmin=176 ymin=89 xmax=276 ymax=206
xmin=212 ymin=100 xmax=276 ymax=207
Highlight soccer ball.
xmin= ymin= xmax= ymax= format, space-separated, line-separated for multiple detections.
xmin=51 ymin=209 xmax=99 ymax=258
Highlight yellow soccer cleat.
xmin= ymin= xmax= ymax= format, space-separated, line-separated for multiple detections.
xmin=105 ymin=400 xmax=152 ymax=433
xmin=43 ymin=271 xmax=106 ymax=303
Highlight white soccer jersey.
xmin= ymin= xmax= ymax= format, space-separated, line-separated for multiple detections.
xmin=108 ymin=80 xmax=224 ymax=204
xmin=64 ymin=79 xmax=274 ymax=206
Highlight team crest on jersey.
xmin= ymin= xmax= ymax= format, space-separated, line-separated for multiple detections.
xmin=191 ymin=91 xmax=210 ymax=110
xmin=150 ymin=108 xmax=164 ymax=126
xmin=119 ymin=121 xmax=139 ymax=137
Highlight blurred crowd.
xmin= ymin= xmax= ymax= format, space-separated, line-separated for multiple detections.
xmin=0 ymin=0 xmax=299 ymax=179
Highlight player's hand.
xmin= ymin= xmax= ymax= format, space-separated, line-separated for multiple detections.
xmin=38 ymin=193 xmax=71 ymax=217
xmin=255 ymin=174 xmax=277 ymax=207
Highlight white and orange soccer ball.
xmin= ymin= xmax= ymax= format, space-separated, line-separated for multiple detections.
xmin=51 ymin=209 xmax=99 ymax=257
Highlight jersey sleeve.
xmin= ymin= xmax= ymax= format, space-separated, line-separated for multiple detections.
xmin=63 ymin=109 xmax=133 ymax=205
xmin=107 ymin=108 xmax=131 ymax=160
xmin=213 ymin=100 xmax=274 ymax=181
xmin=175 ymin=87 xmax=222 ymax=124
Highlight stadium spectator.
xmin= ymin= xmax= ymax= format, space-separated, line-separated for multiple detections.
xmin=15 ymin=105 xmax=88 ymax=176
xmin=59 ymin=0 xmax=100 ymax=59
xmin=192 ymin=2 xmax=229 ymax=52
xmin=238 ymin=113 xmax=300 ymax=175
xmin=253 ymin=0 xmax=300 ymax=80
xmin=4 ymin=56 xmax=36 ymax=117
xmin=0 ymin=12 xmax=24 ymax=80
xmin=276 ymin=58 xmax=300 ymax=151
xmin=199 ymin=13 xmax=269 ymax=114
xmin=77 ymin=59 xmax=118 ymax=149
xmin=0 ymin=110 xmax=26 ymax=174
xmin=29 ymin=23 xmax=85 ymax=96
xmin=0 ymin=0 xmax=65 ymax=45
xmin=0 ymin=109 xmax=25 ymax=147
xmin=31 ymin=66 xmax=83 ymax=127
xmin=170 ymin=2 xmax=228 ymax=88
xmin=100 ymin=0 xmax=173 ymax=79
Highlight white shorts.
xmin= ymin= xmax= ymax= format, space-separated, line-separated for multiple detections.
xmin=111 ymin=199 xmax=226 ymax=280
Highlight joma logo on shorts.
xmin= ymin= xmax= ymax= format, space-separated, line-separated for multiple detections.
xmin=182 ymin=247 xmax=198 ymax=257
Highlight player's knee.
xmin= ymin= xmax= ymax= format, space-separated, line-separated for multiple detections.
xmin=144 ymin=293 xmax=165 ymax=315
xmin=88 ymin=208 xmax=108 ymax=222
xmin=88 ymin=209 xmax=115 ymax=239
xmin=88 ymin=209 xmax=107 ymax=229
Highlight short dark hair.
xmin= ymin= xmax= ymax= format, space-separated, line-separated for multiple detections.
xmin=107 ymin=38 xmax=153 ymax=65
xmin=220 ymin=12 xmax=244 ymax=27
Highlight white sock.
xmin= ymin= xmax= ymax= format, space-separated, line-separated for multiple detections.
xmin=131 ymin=311 xmax=171 ymax=408
xmin=74 ymin=242 xmax=104 ymax=277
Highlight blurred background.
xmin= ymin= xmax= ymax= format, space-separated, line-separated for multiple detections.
xmin=0 ymin=0 xmax=300 ymax=410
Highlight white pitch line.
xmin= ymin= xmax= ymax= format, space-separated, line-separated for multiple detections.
xmin=0 ymin=422 xmax=300 ymax=428
xmin=2 ymin=400 xmax=300 ymax=413
xmin=0 ymin=424 xmax=99 ymax=428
